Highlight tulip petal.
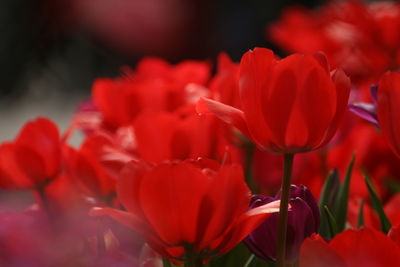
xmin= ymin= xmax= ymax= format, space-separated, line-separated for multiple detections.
xmin=90 ymin=207 xmax=142 ymax=231
xmin=15 ymin=145 xmax=47 ymax=185
xmin=196 ymin=97 xmax=250 ymax=137
xmin=378 ymin=72 xmax=400 ymax=157
xmin=139 ymin=163 xmax=209 ymax=245
xmin=214 ymin=200 xmax=280 ymax=255
xmin=134 ymin=112 xmax=179 ymax=162
xmin=117 ymin=161 xmax=151 ymax=221
xmin=16 ymin=117 xmax=61 ymax=178
xmin=331 ymin=228 xmax=400 ymax=266
xmin=300 ymin=235 xmax=347 ymax=267
xmin=0 ymin=143 xmax=32 ymax=189
xmin=262 ymin=54 xmax=298 ymax=148
xmin=239 ymin=48 xmax=276 ymax=147
xmin=317 ymin=69 xmax=351 ymax=148
xmin=196 ymin=165 xmax=249 ymax=249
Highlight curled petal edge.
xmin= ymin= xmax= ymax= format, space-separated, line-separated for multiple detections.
xmin=196 ymin=97 xmax=250 ymax=138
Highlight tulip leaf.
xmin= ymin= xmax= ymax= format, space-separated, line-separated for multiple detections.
xmin=323 ymin=205 xmax=338 ymax=237
xmin=385 ymin=179 xmax=400 ymax=194
xmin=357 ymin=199 xmax=365 ymax=228
xmin=243 ymin=254 xmax=255 ymax=267
xmin=163 ymin=258 xmax=173 ymax=267
xmin=334 ymin=154 xmax=356 ymax=232
xmin=361 ymin=169 xmax=392 ymax=233
xmin=318 ymin=169 xmax=340 ymax=238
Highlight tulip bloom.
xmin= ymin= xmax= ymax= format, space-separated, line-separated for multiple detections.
xmin=198 ymin=47 xmax=350 ymax=154
xmin=377 ymin=71 xmax=400 ymax=158
xmin=300 ymin=228 xmax=400 ymax=267
xmin=0 ymin=118 xmax=62 ymax=189
xmin=91 ymin=159 xmax=280 ymax=264
xmin=245 ymin=185 xmax=319 ymax=263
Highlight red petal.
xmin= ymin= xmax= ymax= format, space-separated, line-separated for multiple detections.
xmin=196 ymin=97 xmax=250 ymax=137
xmin=313 ymin=52 xmax=330 ymax=74
xmin=239 ymin=48 xmax=276 ymax=147
xmin=317 ymin=69 xmax=351 ymax=148
xmin=117 ymin=161 xmax=151 ymax=222
xmin=134 ymin=112 xmax=178 ymax=162
xmin=378 ymin=72 xmax=400 ymax=157
xmin=293 ymin=55 xmax=336 ymax=149
xmin=299 ymin=235 xmax=346 ymax=267
xmin=213 ymin=200 xmax=280 ymax=255
xmin=0 ymin=143 xmax=32 ymax=189
xmin=139 ymin=163 xmax=209 ymax=245
xmin=196 ymin=164 xmax=249 ymax=249
xmin=14 ymin=145 xmax=47 ymax=185
xmin=262 ymin=54 xmax=298 ymax=148
xmin=330 ymin=228 xmax=400 ymax=266
xmin=16 ymin=117 xmax=61 ymax=178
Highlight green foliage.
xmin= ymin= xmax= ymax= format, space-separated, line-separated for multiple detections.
xmin=361 ymin=169 xmax=392 ymax=233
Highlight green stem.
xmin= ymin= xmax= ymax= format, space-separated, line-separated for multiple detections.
xmin=184 ymin=247 xmax=204 ymax=267
xmin=244 ymin=142 xmax=257 ymax=193
xmin=276 ymin=153 xmax=294 ymax=267
xmin=163 ymin=258 xmax=173 ymax=267
xmin=243 ymin=254 xmax=255 ymax=267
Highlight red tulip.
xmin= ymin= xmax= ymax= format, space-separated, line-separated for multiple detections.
xmin=0 ymin=118 xmax=62 ymax=189
xmin=90 ymin=159 xmax=280 ymax=261
xmin=377 ymin=71 xmax=400 ymax=158
xmin=209 ymin=53 xmax=241 ymax=109
xmin=300 ymin=228 xmax=400 ymax=267
xmin=198 ymin=48 xmax=350 ymax=154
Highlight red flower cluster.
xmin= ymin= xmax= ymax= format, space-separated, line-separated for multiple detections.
xmin=1 ymin=1 xmax=400 ymax=266
xmin=269 ymin=0 xmax=400 ymax=84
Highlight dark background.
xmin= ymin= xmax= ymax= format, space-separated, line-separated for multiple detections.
xmin=0 ymin=0 xmax=325 ymax=139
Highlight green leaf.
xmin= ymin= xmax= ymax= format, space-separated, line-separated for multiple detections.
xmin=324 ymin=205 xmax=338 ymax=237
xmin=385 ymin=179 xmax=400 ymax=194
xmin=334 ymin=154 xmax=356 ymax=231
xmin=357 ymin=199 xmax=365 ymax=228
xmin=163 ymin=258 xmax=173 ymax=267
xmin=318 ymin=169 xmax=340 ymax=238
xmin=361 ymin=169 xmax=392 ymax=233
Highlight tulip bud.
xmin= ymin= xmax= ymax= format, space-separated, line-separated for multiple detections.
xmin=245 ymin=185 xmax=320 ymax=263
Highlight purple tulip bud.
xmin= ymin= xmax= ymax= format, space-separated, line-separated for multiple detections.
xmin=244 ymin=185 xmax=320 ymax=263
xmin=348 ymin=84 xmax=379 ymax=127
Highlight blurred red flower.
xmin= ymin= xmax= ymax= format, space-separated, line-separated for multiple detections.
xmin=269 ymin=1 xmax=400 ymax=84
xmin=0 ymin=118 xmax=62 ymax=189
xmin=300 ymin=228 xmax=400 ymax=267
xmin=92 ymin=58 xmax=210 ymax=130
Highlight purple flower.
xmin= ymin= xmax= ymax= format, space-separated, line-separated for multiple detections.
xmin=348 ymin=84 xmax=379 ymax=126
xmin=244 ymin=185 xmax=320 ymax=263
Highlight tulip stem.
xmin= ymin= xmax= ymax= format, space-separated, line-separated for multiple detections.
xmin=36 ymin=186 xmax=53 ymax=219
xmin=276 ymin=153 xmax=294 ymax=267
xmin=184 ymin=247 xmax=204 ymax=267
xmin=244 ymin=142 xmax=257 ymax=193
xmin=163 ymin=258 xmax=172 ymax=267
